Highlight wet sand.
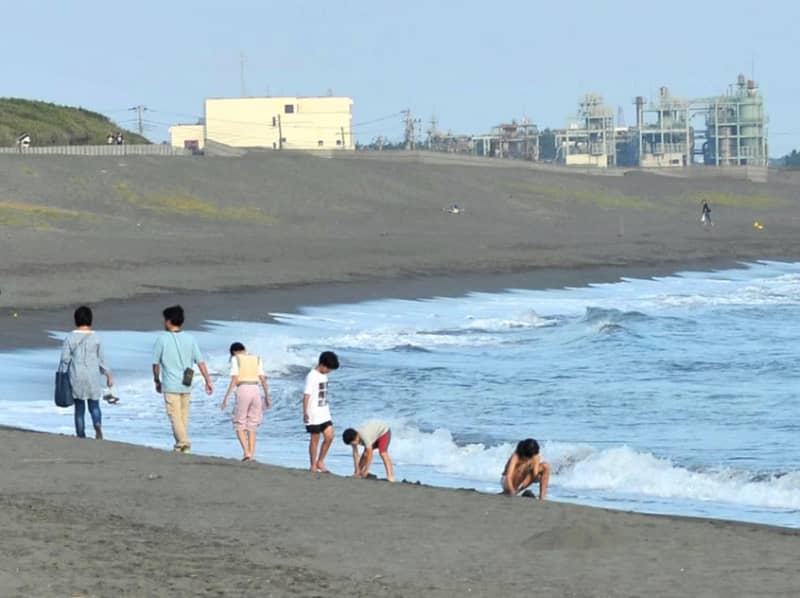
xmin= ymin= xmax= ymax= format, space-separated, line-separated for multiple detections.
xmin=1 ymin=427 xmax=798 ymax=597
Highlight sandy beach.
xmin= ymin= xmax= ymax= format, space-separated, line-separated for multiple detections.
xmin=3 ymin=153 xmax=800 ymax=317
xmin=3 ymin=153 xmax=800 ymax=596
xmin=1 ymin=427 xmax=798 ymax=598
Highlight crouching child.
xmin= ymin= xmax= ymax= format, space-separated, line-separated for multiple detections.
xmin=343 ymin=421 xmax=395 ymax=482
xmin=501 ymin=438 xmax=550 ymax=500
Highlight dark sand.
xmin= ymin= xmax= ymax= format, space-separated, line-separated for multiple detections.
xmin=2 ymin=153 xmax=800 ymax=318
xmin=1 ymin=428 xmax=798 ymax=598
xmin=2 ymin=153 xmax=800 ymax=596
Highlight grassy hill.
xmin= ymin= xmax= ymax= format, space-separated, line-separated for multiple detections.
xmin=0 ymin=98 xmax=149 ymax=147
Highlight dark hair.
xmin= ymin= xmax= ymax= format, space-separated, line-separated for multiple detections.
xmin=515 ymin=438 xmax=540 ymax=459
xmin=162 ymin=305 xmax=185 ymax=327
xmin=342 ymin=428 xmax=358 ymax=444
xmin=229 ymin=342 xmax=246 ymax=356
xmin=74 ymin=305 xmax=93 ymax=327
xmin=318 ymin=351 xmax=339 ymax=370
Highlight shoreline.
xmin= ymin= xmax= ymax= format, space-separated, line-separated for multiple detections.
xmin=0 ymin=256 xmax=762 ymax=351
xmin=4 ymin=422 xmax=798 ymax=532
xmin=1 ymin=426 xmax=798 ymax=597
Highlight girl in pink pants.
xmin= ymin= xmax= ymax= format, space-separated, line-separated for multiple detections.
xmin=220 ymin=342 xmax=271 ymax=461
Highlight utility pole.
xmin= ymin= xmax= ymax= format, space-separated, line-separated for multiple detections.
xmin=401 ymin=109 xmax=415 ymax=150
xmin=240 ymin=51 xmax=247 ymax=97
xmin=277 ymin=114 xmax=283 ymax=150
xmin=128 ymin=105 xmax=148 ymax=136
xmin=340 ymin=126 xmax=346 ymax=149
xmin=425 ymin=114 xmax=439 ymax=149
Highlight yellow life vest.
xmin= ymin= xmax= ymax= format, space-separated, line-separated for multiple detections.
xmin=236 ymin=354 xmax=261 ymax=383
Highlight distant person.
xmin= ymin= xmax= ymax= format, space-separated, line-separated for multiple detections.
xmin=152 ymin=305 xmax=214 ymax=453
xmin=701 ymin=200 xmax=713 ymax=227
xmin=303 ymin=351 xmax=339 ymax=472
xmin=220 ymin=342 xmax=271 ymax=461
xmin=59 ymin=306 xmax=113 ymax=439
xmin=342 ymin=421 xmax=395 ymax=482
xmin=501 ymin=438 xmax=550 ymax=500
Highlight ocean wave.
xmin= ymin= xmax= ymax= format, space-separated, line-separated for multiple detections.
xmin=580 ymin=307 xmax=649 ymax=336
xmin=556 ymin=445 xmax=800 ymax=511
xmin=328 ymin=329 xmax=499 ymax=351
xmin=389 ymin=425 xmax=800 ymax=511
xmin=463 ymin=310 xmax=560 ymax=332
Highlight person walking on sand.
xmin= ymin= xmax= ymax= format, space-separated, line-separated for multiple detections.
xmin=303 ymin=351 xmax=339 ymax=472
xmin=152 ymin=305 xmax=213 ymax=453
xmin=701 ymin=200 xmax=713 ymax=228
xmin=220 ymin=342 xmax=271 ymax=461
xmin=501 ymin=438 xmax=551 ymax=500
xmin=342 ymin=420 xmax=395 ymax=482
xmin=59 ymin=306 xmax=113 ymax=439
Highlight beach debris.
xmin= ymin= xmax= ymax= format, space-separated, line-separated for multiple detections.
xmin=443 ymin=203 xmax=463 ymax=215
xmin=753 ymin=220 xmax=764 ymax=230
xmin=146 ymin=473 xmax=161 ymax=480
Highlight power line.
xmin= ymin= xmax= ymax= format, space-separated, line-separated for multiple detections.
xmin=128 ymin=105 xmax=150 ymax=136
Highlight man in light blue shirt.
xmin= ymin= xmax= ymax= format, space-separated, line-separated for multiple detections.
xmin=152 ymin=305 xmax=213 ymax=452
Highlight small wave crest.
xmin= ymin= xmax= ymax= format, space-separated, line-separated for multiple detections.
xmin=582 ymin=307 xmax=648 ymax=335
xmin=464 ymin=310 xmax=560 ymax=332
xmin=389 ymin=425 xmax=800 ymax=510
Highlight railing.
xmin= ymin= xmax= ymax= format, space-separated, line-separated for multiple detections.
xmin=0 ymin=144 xmax=191 ymax=156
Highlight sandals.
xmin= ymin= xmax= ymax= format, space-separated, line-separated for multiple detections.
xmin=103 ymin=394 xmax=120 ymax=405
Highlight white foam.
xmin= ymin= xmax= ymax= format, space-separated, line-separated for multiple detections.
xmin=389 ymin=425 xmax=800 ymax=511
xmin=557 ymin=445 xmax=800 ymax=510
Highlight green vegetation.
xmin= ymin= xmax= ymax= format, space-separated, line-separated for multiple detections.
xmin=0 ymin=200 xmax=85 ymax=227
xmin=500 ymin=181 xmax=653 ymax=209
xmin=114 ymin=181 xmax=276 ymax=223
xmin=0 ymin=98 xmax=149 ymax=147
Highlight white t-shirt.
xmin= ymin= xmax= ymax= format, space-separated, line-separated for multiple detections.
xmin=304 ymin=368 xmax=331 ymax=425
xmin=228 ymin=354 xmax=265 ymax=377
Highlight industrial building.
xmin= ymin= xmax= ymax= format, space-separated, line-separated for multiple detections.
xmin=633 ymin=88 xmax=691 ymax=168
xmin=555 ymin=94 xmax=617 ymax=167
xmin=473 ymin=120 xmax=539 ymax=160
xmin=422 ymin=73 xmax=767 ymax=171
xmin=702 ymin=75 xmax=767 ymax=166
xmin=169 ymin=96 xmax=354 ymax=151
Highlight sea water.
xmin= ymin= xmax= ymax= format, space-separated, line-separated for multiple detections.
xmin=2 ymin=261 xmax=799 ymax=528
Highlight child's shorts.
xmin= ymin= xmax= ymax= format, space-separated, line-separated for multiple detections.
xmin=372 ymin=430 xmax=391 ymax=454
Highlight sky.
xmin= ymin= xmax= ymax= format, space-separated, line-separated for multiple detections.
xmin=1 ymin=0 xmax=798 ymax=155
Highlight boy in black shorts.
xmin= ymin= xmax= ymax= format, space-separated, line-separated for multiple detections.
xmin=303 ymin=351 xmax=339 ymax=472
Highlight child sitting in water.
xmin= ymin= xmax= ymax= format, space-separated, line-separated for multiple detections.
xmin=501 ymin=438 xmax=550 ymax=500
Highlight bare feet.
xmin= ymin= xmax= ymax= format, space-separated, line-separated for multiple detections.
xmin=94 ymin=425 xmax=103 ymax=440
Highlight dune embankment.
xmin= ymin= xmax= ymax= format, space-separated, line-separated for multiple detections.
xmin=1 ymin=428 xmax=798 ymax=597
xmin=2 ymin=153 xmax=800 ymax=317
